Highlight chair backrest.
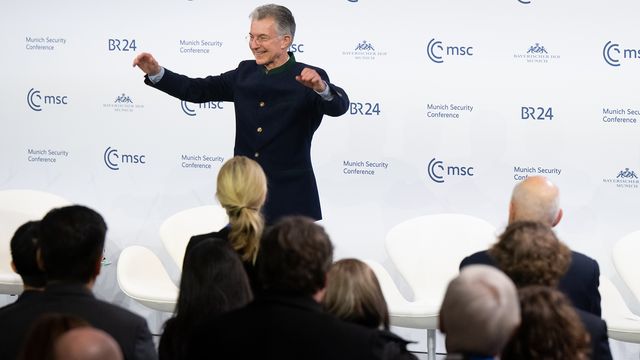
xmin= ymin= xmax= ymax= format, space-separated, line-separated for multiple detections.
xmin=159 ymin=205 xmax=229 ymax=269
xmin=612 ymin=230 xmax=640 ymax=302
xmin=385 ymin=213 xmax=497 ymax=304
xmin=0 ymin=189 xmax=71 ymax=294
xmin=116 ymin=245 xmax=178 ymax=313
xmin=0 ymin=189 xmax=71 ymax=215
xmin=599 ymin=275 xmax=633 ymax=319
xmin=600 ymin=275 xmax=640 ymax=343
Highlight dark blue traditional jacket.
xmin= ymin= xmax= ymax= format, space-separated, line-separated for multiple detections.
xmin=146 ymin=53 xmax=349 ymax=223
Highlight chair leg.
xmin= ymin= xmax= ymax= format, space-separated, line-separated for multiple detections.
xmin=427 ymin=328 xmax=436 ymax=360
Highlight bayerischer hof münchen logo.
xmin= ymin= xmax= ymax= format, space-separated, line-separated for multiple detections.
xmin=602 ymin=168 xmax=639 ymax=189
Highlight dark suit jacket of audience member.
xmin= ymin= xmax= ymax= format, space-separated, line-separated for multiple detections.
xmin=460 ymin=250 xmax=601 ymax=316
xmin=188 ymin=227 xmax=259 ymax=292
xmin=187 ymin=292 xmax=416 ymax=360
xmin=0 ymin=283 xmax=156 ymax=360
xmin=0 ymin=291 xmax=42 ymax=360
xmin=577 ymin=309 xmax=612 ymax=360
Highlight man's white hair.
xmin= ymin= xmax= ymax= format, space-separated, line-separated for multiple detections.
xmin=440 ymin=265 xmax=521 ymax=356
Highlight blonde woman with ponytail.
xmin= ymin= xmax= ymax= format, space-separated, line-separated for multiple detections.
xmin=187 ymin=156 xmax=267 ymax=290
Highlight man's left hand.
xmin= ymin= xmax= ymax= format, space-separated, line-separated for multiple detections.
xmin=295 ymin=68 xmax=326 ymax=93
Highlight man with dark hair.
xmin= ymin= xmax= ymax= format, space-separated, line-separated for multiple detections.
xmin=0 ymin=205 xmax=157 ymax=360
xmin=460 ymin=175 xmax=601 ymax=316
xmin=9 ymin=221 xmax=46 ymax=290
xmin=133 ymin=4 xmax=349 ymax=224
xmin=0 ymin=221 xmax=47 ymax=349
xmin=189 ymin=216 xmax=416 ymax=360
xmin=257 ymin=215 xmax=333 ymax=296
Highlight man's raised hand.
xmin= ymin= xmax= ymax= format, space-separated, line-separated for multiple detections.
xmin=132 ymin=52 xmax=161 ymax=76
xmin=295 ymin=68 xmax=326 ymax=93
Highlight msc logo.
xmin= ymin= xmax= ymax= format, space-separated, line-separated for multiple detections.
xmin=603 ymin=41 xmax=621 ymax=66
xmin=602 ymin=40 xmax=640 ymax=67
xmin=427 ymin=38 xmax=474 ymax=64
xmin=103 ymin=147 xmax=146 ymax=171
xmin=427 ymin=158 xmax=475 ymax=183
xmin=349 ymin=102 xmax=380 ymax=116
xmin=27 ymin=88 xmax=68 ymax=111
xmin=603 ymin=41 xmax=640 ymax=67
xmin=181 ymin=101 xmax=224 ymax=116
xmin=617 ymin=168 xmax=638 ymax=179
xmin=108 ymin=39 xmax=137 ymax=51
xmin=290 ymin=43 xmax=305 ymax=53
xmin=521 ymin=107 xmax=554 ymax=120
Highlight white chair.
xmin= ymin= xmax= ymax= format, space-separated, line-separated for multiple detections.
xmin=0 ymin=189 xmax=71 ymax=295
xmin=159 ymin=205 xmax=228 ymax=269
xmin=116 ymin=245 xmax=178 ymax=313
xmin=612 ymin=230 xmax=640 ymax=302
xmin=599 ymin=275 xmax=640 ymax=343
xmin=379 ymin=213 xmax=498 ymax=359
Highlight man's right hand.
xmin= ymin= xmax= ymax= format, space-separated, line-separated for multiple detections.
xmin=132 ymin=52 xmax=161 ymax=76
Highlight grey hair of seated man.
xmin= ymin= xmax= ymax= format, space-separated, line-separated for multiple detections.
xmin=440 ymin=265 xmax=521 ymax=356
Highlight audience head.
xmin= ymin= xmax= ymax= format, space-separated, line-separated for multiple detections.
xmin=502 ymin=286 xmax=590 ymax=360
xmin=323 ymin=258 xmax=390 ymax=329
xmin=509 ymin=176 xmax=562 ymax=227
xmin=440 ymin=265 xmax=520 ymax=356
xmin=39 ymin=205 xmax=107 ymax=284
xmin=18 ymin=313 xmax=89 ymax=360
xmin=10 ymin=221 xmax=46 ymax=289
xmin=54 ymin=327 xmax=123 ymax=360
xmin=489 ymin=221 xmax=571 ymax=288
xmin=258 ymin=216 xmax=333 ymax=297
xmin=216 ymin=155 xmax=267 ymax=262
xmin=175 ymin=237 xmax=253 ymax=323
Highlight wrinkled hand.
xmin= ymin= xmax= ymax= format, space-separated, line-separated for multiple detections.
xmin=132 ymin=52 xmax=161 ymax=76
xmin=295 ymin=67 xmax=326 ymax=92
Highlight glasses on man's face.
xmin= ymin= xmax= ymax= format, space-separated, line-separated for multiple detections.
xmin=246 ymin=34 xmax=277 ymax=45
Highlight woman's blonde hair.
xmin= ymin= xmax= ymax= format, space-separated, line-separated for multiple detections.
xmin=216 ymin=156 xmax=267 ymax=263
xmin=322 ymin=258 xmax=390 ymax=329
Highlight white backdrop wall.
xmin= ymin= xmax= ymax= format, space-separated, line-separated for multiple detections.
xmin=2 ymin=0 xmax=640 ymax=355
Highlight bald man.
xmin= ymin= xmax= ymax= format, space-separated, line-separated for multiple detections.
xmin=460 ymin=176 xmax=602 ymax=316
xmin=509 ymin=175 xmax=563 ymax=226
xmin=55 ymin=328 xmax=123 ymax=360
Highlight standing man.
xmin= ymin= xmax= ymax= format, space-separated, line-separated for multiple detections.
xmin=133 ymin=4 xmax=349 ymax=224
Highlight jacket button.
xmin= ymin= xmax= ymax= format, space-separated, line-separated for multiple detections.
xmin=257 ymin=127 xmax=263 ymax=133
xmin=254 ymin=152 xmax=259 ymax=158
xmin=259 ymin=101 xmax=265 ymax=107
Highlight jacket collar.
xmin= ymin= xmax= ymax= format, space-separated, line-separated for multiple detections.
xmin=257 ymin=290 xmax=322 ymax=312
xmin=263 ymin=52 xmax=296 ymax=75
xmin=44 ymin=282 xmax=94 ymax=298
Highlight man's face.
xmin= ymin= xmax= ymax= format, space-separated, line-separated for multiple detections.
xmin=249 ymin=17 xmax=291 ymax=70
